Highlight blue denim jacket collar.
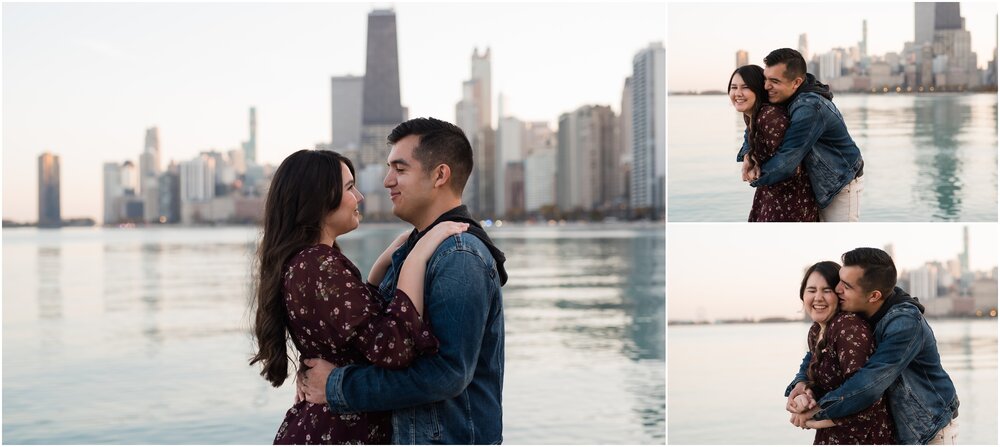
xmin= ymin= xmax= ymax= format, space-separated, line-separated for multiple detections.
xmin=740 ymin=92 xmax=863 ymax=208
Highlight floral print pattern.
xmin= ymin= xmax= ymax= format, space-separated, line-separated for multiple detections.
xmin=808 ymin=312 xmax=895 ymax=445
xmin=748 ymin=104 xmax=821 ymax=222
xmin=273 ymin=244 xmax=439 ymax=445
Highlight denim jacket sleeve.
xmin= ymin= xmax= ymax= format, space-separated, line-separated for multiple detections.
xmin=813 ymin=311 xmax=925 ymax=420
xmin=324 ymin=239 xmax=495 ymax=412
xmin=736 ymin=128 xmax=749 ymax=162
xmin=750 ymin=97 xmax=825 ymax=187
xmin=784 ymin=351 xmax=811 ymax=397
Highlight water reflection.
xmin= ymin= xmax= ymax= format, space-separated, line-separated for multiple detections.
xmin=4 ymin=226 xmax=665 ymax=444
xmin=141 ymin=242 xmax=164 ymax=351
xmin=912 ymin=96 xmax=970 ymax=220
xmin=496 ymin=228 xmax=665 ymax=443
xmin=37 ymin=246 xmax=62 ymax=319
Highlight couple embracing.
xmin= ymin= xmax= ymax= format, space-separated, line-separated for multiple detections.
xmin=249 ymin=118 xmax=506 ymax=444
xmin=729 ymin=48 xmax=865 ymax=222
xmin=790 ymin=247 xmax=959 ymax=445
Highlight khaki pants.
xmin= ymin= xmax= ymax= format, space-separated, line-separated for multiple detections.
xmin=820 ymin=176 xmax=864 ymax=222
xmin=927 ymin=419 xmax=959 ymax=445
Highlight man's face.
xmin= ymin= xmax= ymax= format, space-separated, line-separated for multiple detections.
xmin=383 ymin=134 xmax=436 ymax=226
xmin=763 ymin=63 xmax=802 ymax=104
xmin=836 ymin=266 xmax=872 ymax=315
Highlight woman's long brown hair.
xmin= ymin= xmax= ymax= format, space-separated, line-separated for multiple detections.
xmin=799 ymin=261 xmax=843 ymax=390
xmin=729 ymin=65 xmax=768 ymax=166
xmin=249 ymin=149 xmax=355 ymax=387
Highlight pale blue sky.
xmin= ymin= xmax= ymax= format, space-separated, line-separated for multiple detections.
xmin=669 ymin=1 xmax=998 ymax=92
xmin=668 ymin=224 xmax=999 ymax=321
xmin=2 ymin=2 xmax=665 ymax=222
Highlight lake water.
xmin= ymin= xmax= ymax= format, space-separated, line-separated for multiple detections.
xmin=668 ymin=320 xmax=998 ymax=444
xmin=668 ymin=93 xmax=998 ymax=221
xmin=2 ymin=224 xmax=665 ymax=444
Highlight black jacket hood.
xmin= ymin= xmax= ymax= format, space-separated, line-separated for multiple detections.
xmin=788 ymin=73 xmax=834 ymax=103
xmin=868 ymin=286 xmax=925 ymax=326
xmin=403 ymin=205 xmax=508 ymax=286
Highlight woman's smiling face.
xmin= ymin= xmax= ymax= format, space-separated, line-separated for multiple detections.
xmin=803 ymin=270 xmax=838 ymax=323
xmin=729 ymin=72 xmax=756 ymax=114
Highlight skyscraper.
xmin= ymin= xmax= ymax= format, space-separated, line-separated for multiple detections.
xmin=103 ymin=162 xmax=123 ymax=224
xmin=495 ymin=116 xmax=524 ymax=217
xmin=798 ymin=34 xmax=809 ymax=61
xmin=331 ymin=75 xmax=363 ymax=152
xmin=619 ymin=77 xmax=633 ymax=208
xmin=359 ymin=9 xmax=404 ymax=167
xmin=456 ymin=47 xmax=492 ymax=137
xmin=556 ymin=105 xmax=616 ymax=213
xmin=934 ymin=2 xmax=962 ymax=30
xmin=916 ymin=2 xmax=963 ymax=46
xmin=860 ymin=20 xmax=869 ymax=71
xmin=471 ymin=48 xmax=492 ymax=130
xmin=242 ymin=107 xmax=257 ymax=164
xmin=140 ymin=127 xmax=160 ymax=178
xmin=630 ymin=42 xmax=666 ymax=217
xmin=735 ymin=49 xmax=749 ymax=69
xmin=38 ymin=152 xmax=61 ymax=227
xmin=140 ymin=127 xmax=161 ymax=222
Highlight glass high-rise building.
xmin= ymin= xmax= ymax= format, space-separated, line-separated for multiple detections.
xmin=630 ymin=42 xmax=666 ymax=218
xmin=38 ymin=152 xmax=61 ymax=227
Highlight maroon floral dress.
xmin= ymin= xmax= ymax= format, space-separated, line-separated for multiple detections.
xmin=273 ymin=244 xmax=439 ymax=445
xmin=747 ymin=104 xmax=820 ymax=222
xmin=807 ymin=312 xmax=895 ymax=445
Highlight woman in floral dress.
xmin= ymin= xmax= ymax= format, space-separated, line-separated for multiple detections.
xmin=249 ymin=149 xmax=468 ymax=444
xmin=793 ymin=261 xmax=895 ymax=444
xmin=729 ymin=65 xmax=819 ymax=221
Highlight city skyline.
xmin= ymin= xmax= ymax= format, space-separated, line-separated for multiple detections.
xmin=2 ymin=2 xmax=665 ymax=222
xmin=668 ymin=2 xmax=997 ymax=92
xmin=668 ymin=224 xmax=999 ymax=322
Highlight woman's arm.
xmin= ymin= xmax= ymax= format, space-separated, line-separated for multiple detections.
xmin=395 ymin=222 xmax=470 ymax=316
xmin=806 ymin=419 xmax=836 ymax=429
xmin=299 ymin=248 xmax=439 ymax=369
xmin=368 ymin=231 xmax=411 ymax=285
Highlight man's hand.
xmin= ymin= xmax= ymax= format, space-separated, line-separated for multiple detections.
xmin=786 ymin=382 xmax=816 ymax=413
xmin=789 ymin=394 xmax=813 ymax=413
xmin=789 ymin=406 xmax=821 ymax=429
xmin=741 ymin=158 xmax=761 ymax=182
xmin=299 ymin=358 xmax=338 ymax=405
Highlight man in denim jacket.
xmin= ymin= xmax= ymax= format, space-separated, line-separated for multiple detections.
xmin=786 ymin=248 xmax=959 ymax=444
xmin=738 ymin=48 xmax=865 ymax=222
xmin=299 ymin=118 xmax=507 ymax=444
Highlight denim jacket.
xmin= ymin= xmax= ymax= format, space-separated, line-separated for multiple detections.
xmin=325 ymin=233 xmax=505 ymax=444
xmin=785 ymin=291 xmax=958 ymax=444
xmin=738 ymin=92 xmax=863 ymax=209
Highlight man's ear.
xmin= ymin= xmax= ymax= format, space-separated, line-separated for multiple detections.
xmin=432 ymin=164 xmax=452 ymax=189
xmin=793 ymin=76 xmax=805 ymax=90
xmin=868 ymin=289 xmax=883 ymax=303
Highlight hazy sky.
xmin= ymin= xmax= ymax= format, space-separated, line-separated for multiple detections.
xmin=2 ymin=2 xmax=665 ymax=222
xmin=668 ymin=1 xmax=998 ymax=92
xmin=668 ymin=223 xmax=998 ymax=322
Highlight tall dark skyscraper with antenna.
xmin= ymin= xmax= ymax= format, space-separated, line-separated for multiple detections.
xmin=359 ymin=9 xmax=405 ymax=166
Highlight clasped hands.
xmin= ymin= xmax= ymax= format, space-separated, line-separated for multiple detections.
xmin=786 ymin=382 xmax=834 ymax=430
xmin=741 ymin=158 xmax=761 ymax=182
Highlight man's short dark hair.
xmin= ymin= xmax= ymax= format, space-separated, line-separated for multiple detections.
xmin=764 ymin=48 xmax=807 ymax=81
xmin=387 ymin=117 xmax=473 ymax=194
xmin=842 ymin=247 xmax=897 ymax=298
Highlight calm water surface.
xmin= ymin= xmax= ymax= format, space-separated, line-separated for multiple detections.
xmin=668 ymin=321 xmax=997 ymax=444
xmin=2 ymin=224 xmax=665 ymax=444
xmin=668 ymin=94 xmax=998 ymax=221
